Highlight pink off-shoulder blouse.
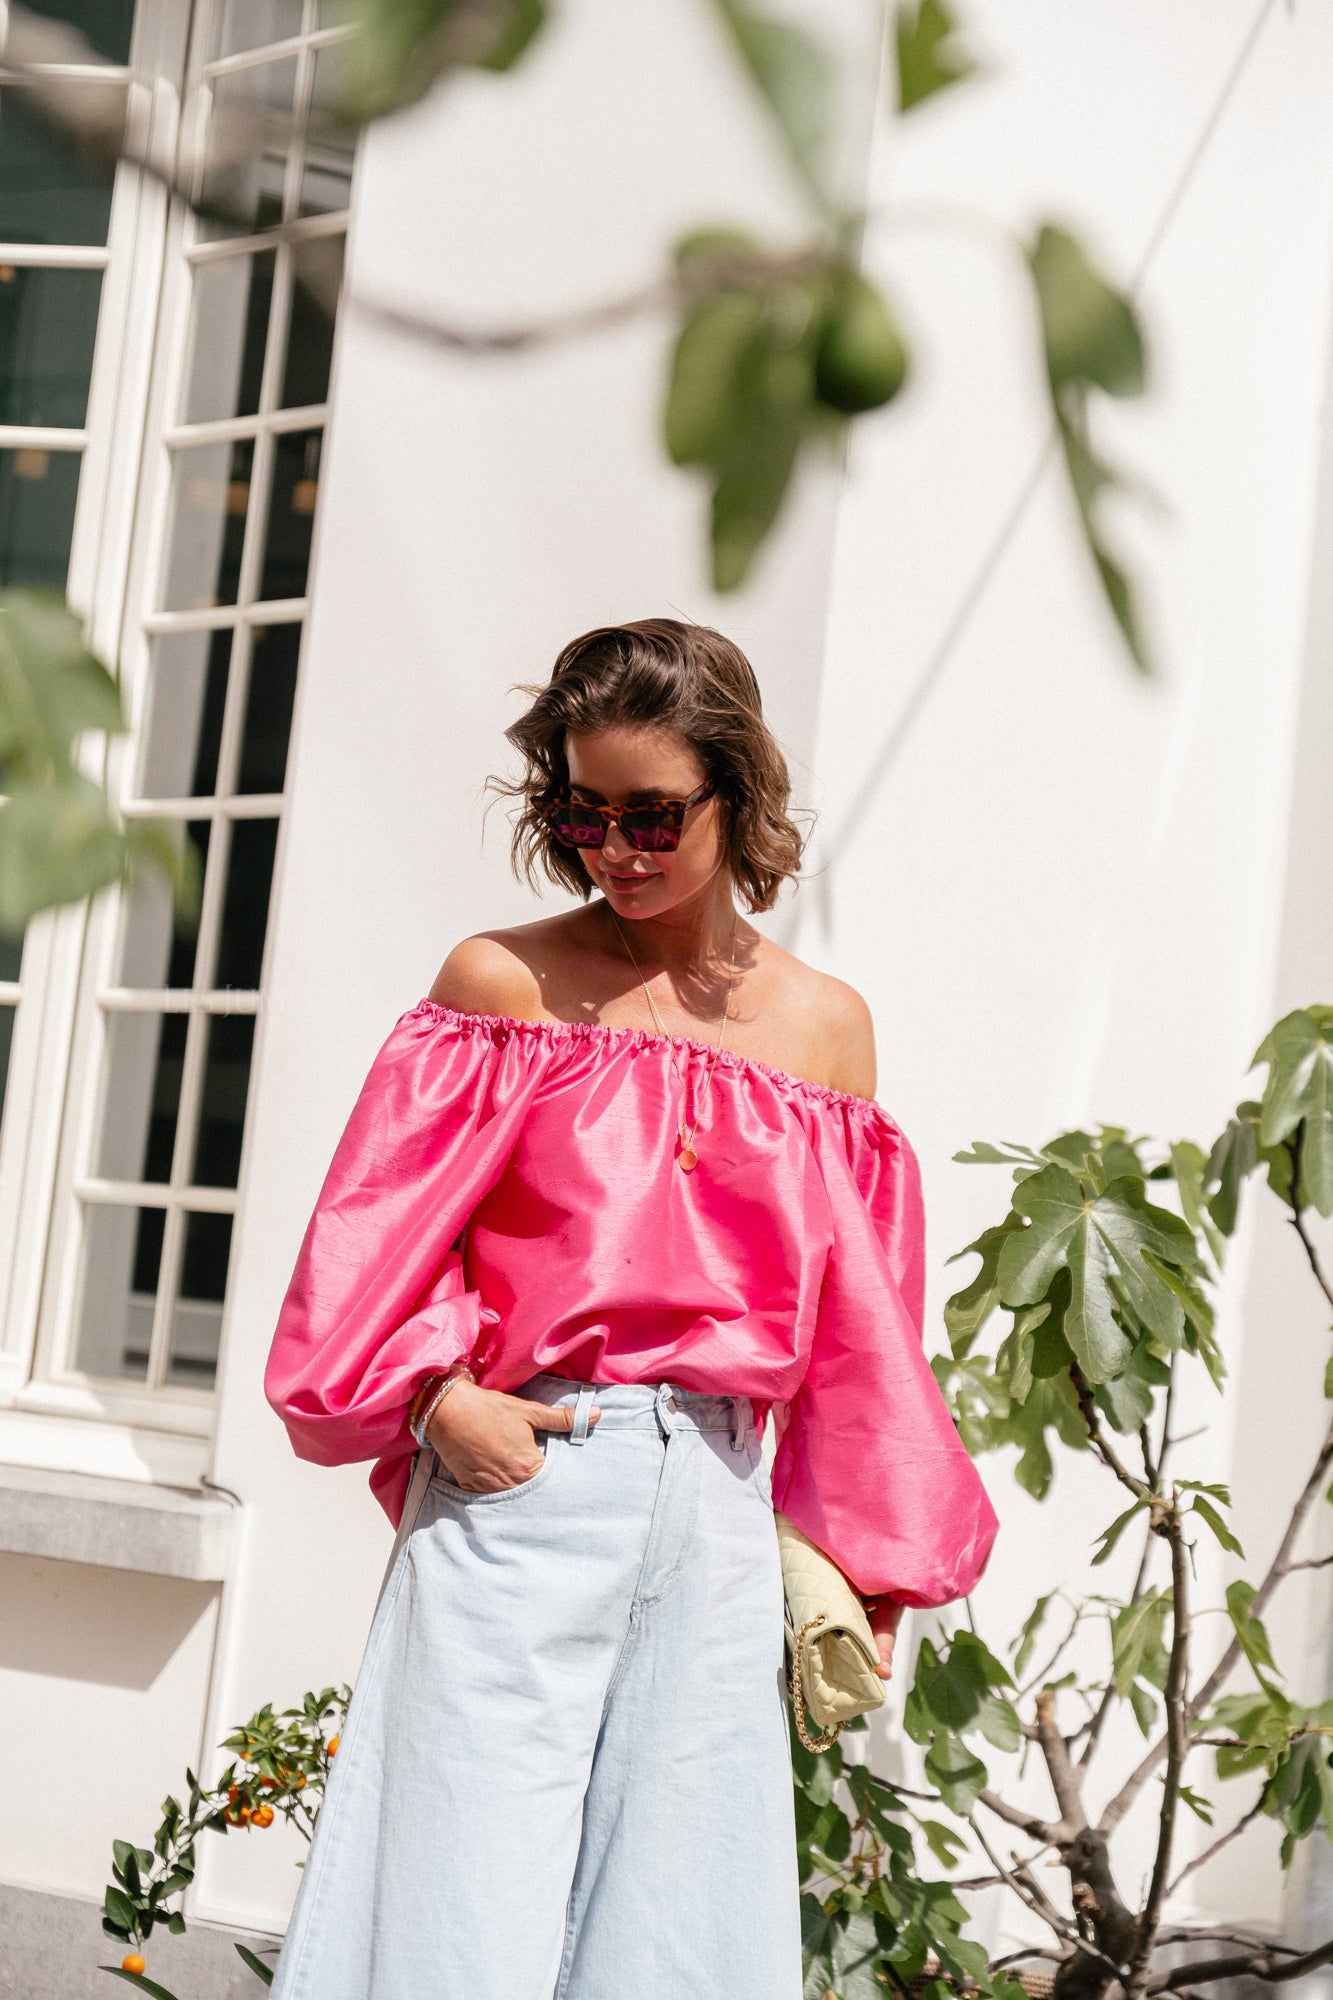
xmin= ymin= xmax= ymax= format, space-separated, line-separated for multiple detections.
xmin=264 ymin=1001 xmax=997 ymax=1605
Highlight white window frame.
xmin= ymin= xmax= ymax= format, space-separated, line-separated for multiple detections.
xmin=0 ymin=0 xmax=192 ymax=1472
xmin=0 ymin=0 xmax=354 ymax=1485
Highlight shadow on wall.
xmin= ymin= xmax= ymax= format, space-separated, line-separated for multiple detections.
xmin=0 ymin=1554 xmax=217 ymax=1690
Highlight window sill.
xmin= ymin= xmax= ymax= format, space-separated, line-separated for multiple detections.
xmin=0 ymin=1461 xmax=236 ymax=1580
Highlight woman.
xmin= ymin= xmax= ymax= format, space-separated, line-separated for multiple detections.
xmin=265 ymin=619 xmax=997 ymax=2000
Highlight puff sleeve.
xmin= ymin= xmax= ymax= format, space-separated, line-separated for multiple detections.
xmin=264 ymin=1004 xmax=550 ymax=1523
xmin=770 ymin=1103 xmax=998 ymax=1604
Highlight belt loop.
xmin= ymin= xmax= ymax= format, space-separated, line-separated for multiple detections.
xmin=729 ymin=1396 xmax=748 ymax=1453
xmin=653 ymin=1381 xmax=678 ymax=1440
xmin=570 ymin=1384 xmax=596 ymax=1445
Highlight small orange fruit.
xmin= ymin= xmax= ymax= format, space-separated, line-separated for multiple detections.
xmin=327 ymin=1735 xmax=340 ymax=1757
xmin=253 ymin=1804 xmax=275 ymax=1827
xmin=228 ymin=1785 xmax=241 ymax=1803
xmin=294 ymin=1772 xmax=307 ymax=1789
xmin=122 ymin=1954 xmax=146 ymax=1974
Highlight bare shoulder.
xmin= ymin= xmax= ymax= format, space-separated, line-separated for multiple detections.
xmin=807 ymin=968 xmax=877 ymax=1100
xmin=428 ymin=925 xmax=549 ymax=1022
xmin=756 ymin=936 xmax=878 ymax=1100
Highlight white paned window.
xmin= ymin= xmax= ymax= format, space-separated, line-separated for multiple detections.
xmin=0 ymin=0 xmax=353 ymax=1471
xmin=0 ymin=5 xmax=129 ymax=1143
xmin=0 ymin=0 xmax=158 ymax=1425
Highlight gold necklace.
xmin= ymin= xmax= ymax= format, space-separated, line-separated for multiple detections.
xmin=610 ymin=911 xmax=739 ymax=1172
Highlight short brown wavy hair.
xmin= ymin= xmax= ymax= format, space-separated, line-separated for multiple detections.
xmin=500 ymin=619 xmax=806 ymax=913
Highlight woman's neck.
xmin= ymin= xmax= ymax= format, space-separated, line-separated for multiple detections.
xmin=598 ymin=880 xmax=740 ymax=984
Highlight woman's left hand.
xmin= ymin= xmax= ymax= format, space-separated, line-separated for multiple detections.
xmin=867 ymin=1599 xmax=903 ymax=1681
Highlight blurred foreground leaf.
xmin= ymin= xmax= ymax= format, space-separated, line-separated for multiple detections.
xmin=1027 ymin=224 xmax=1151 ymax=672
xmin=666 ymin=236 xmax=910 ymax=589
xmin=895 ymin=0 xmax=978 ymax=113
xmin=710 ymin=0 xmax=837 ymax=214
xmin=1253 ymin=1007 xmax=1333 ymax=1217
xmin=0 ymin=590 xmax=197 ymax=934
xmin=329 ymin=0 xmax=545 ymax=117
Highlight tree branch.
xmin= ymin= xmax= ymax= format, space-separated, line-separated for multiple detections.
xmin=968 ymin=1817 xmax=1123 ymax=1979
xmin=1072 ymin=1368 xmax=1154 ymax=1502
xmin=1288 ymin=1122 xmax=1333 ymax=1315
xmin=1154 ymin=1928 xmax=1294 ymax=1952
xmin=976 ymin=1788 xmax=1066 ymax=1846
xmin=1020 ymin=1602 xmax=1088 ymax=1700
xmin=1148 ymin=1936 xmax=1333 ymax=1992
xmin=1102 ymin=1401 xmax=1333 ymax=1834
xmin=1125 ymin=1509 xmax=1191 ymax=1996
xmin=1165 ymin=1796 xmax=1265 ymax=1897
xmin=1035 ymin=1687 xmax=1086 ymax=1827
xmin=349 ymin=242 xmax=831 ymax=356
xmin=1078 ymin=1502 xmax=1160 ymax=1770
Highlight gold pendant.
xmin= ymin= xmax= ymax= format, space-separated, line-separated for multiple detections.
xmin=678 ymin=1147 xmax=698 ymax=1172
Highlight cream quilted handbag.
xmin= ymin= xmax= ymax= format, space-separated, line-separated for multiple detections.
xmin=776 ymin=1513 xmax=887 ymax=1752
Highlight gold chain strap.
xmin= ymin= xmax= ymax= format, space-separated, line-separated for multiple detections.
xmin=789 ymin=1612 xmax=843 ymax=1754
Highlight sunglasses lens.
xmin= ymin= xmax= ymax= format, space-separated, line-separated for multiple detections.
xmin=549 ymin=804 xmax=605 ymax=848
xmin=622 ymin=812 xmax=681 ymax=853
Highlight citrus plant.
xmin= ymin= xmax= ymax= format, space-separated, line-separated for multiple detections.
xmin=98 ymin=1688 xmax=347 ymax=1996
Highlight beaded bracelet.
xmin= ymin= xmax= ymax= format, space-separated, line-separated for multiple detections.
xmin=409 ymin=1365 xmax=475 ymax=1450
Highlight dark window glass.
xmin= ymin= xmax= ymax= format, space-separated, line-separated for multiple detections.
xmin=131 ymin=1206 xmax=163 ymax=1296
xmin=75 ymin=1202 xmax=157 ymax=1380
xmin=139 ymin=629 xmax=233 ymax=800
xmin=192 ymin=1015 xmax=254 ymax=1186
xmin=0 ymin=1003 xmax=15 ymax=1128
xmin=166 ymin=823 xmax=211 ymax=987
xmin=95 ymin=1012 xmax=185 ymax=1181
xmin=0 ymin=86 xmax=116 ymax=247
xmin=281 ymin=238 xmax=342 ymax=408
xmin=0 ymin=934 xmax=24 ymax=983
xmin=167 ymin=1210 xmax=233 ymax=1387
xmin=181 ymin=250 xmax=274 ymax=424
xmin=0 ymin=266 xmax=103 ymax=428
xmin=238 ymin=621 xmax=299 ymax=792
xmin=22 ymin=1 xmax=136 ymax=64
xmin=160 ymin=437 xmax=252 ymax=611
xmin=0 ymin=445 xmax=81 ymax=587
xmin=215 ymin=818 xmax=277 ymax=989
xmin=259 ymin=427 xmax=319 ymax=600
xmin=117 ymin=820 xmax=210 ymax=989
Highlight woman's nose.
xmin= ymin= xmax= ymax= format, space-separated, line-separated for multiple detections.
xmin=600 ymin=821 xmax=636 ymax=863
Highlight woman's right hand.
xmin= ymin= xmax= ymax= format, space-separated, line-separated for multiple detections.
xmin=427 ymin=1379 xmax=599 ymax=1491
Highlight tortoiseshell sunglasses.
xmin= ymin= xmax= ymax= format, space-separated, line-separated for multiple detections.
xmin=544 ymin=779 xmax=717 ymax=853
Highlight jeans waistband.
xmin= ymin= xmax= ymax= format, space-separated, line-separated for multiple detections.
xmin=517 ymin=1373 xmax=754 ymax=1450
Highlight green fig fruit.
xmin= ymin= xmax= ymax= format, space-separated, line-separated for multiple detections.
xmin=814 ymin=277 xmax=909 ymax=415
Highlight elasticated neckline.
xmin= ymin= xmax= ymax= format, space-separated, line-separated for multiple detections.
xmin=411 ymin=999 xmax=895 ymax=1123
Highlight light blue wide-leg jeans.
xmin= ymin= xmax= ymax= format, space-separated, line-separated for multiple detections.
xmin=270 ymin=1375 xmax=801 ymax=2000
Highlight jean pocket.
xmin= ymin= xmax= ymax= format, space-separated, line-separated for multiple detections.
xmin=429 ymin=1436 xmax=552 ymax=1504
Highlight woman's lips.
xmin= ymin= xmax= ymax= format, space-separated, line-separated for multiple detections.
xmin=606 ymin=872 xmax=657 ymax=892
